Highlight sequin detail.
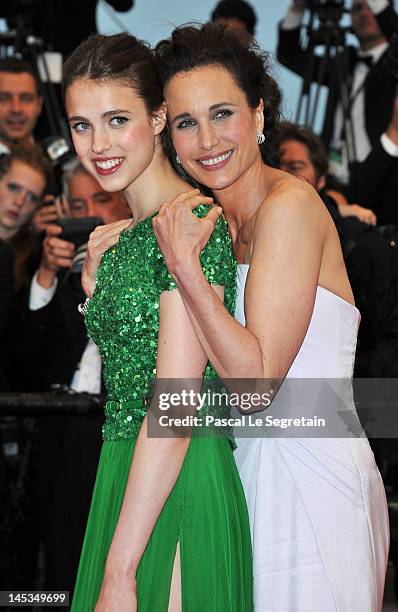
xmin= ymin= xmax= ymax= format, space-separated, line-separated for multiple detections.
xmin=104 ymin=399 xmax=148 ymax=440
xmin=85 ymin=205 xmax=236 ymax=442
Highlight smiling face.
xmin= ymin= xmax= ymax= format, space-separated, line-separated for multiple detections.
xmin=165 ymin=65 xmax=263 ymax=192
xmin=0 ymin=71 xmax=43 ymax=145
xmin=68 ymin=170 xmax=130 ymax=224
xmin=65 ymin=79 xmax=165 ymax=193
xmin=0 ymin=159 xmax=45 ymax=239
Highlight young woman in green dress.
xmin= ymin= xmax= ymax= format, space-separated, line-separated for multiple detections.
xmin=63 ymin=33 xmax=253 ymax=611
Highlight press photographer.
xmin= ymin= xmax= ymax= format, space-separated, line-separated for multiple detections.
xmin=0 ymin=57 xmax=71 ymax=213
xmin=277 ymin=0 xmax=398 ymax=224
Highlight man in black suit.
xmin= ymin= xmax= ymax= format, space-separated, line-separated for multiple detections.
xmin=277 ymin=0 xmax=398 ymax=224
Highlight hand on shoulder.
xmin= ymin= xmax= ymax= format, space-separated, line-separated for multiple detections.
xmin=83 ymin=219 xmax=132 ymax=298
xmin=153 ymin=188 xmax=221 ymax=277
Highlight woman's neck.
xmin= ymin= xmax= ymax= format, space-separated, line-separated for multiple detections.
xmin=213 ymin=155 xmax=275 ymax=240
xmin=124 ymin=143 xmax=188 ymax=223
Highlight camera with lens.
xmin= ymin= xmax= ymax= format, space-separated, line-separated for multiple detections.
xmin=307 ymin=0 xmax=346 ymax=24
xmin=307 ymin=0 xmax=345 ymax=9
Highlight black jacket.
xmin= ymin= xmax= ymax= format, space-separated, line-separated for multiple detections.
xmin=0 ymin=241 xmax=15 ymax=390
xmin=323 ymin=195 xmax=398 ymax=378
xmin=21 ymin=271 xmax=103 ymax=594
xmin=20 ymin=271 xmax=90 ymax=391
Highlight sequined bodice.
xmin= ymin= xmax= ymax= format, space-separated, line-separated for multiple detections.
xmin=86 ymin=206 xmax=236 ymax=441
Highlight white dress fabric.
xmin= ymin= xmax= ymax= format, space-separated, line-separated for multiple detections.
xmin=234 ymin=264 xmax=389 ymax=612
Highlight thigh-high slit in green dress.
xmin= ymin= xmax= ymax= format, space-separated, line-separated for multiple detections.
xmin=71 ymin=206 xmax=253 ymax=611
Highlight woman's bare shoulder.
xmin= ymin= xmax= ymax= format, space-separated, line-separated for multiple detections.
xmin=255 ymin=172 xmax=329 ymax=232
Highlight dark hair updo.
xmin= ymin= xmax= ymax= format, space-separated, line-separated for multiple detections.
xmin=155 ymin=23 xmax=282 ymax=168
xmin=62 ymin=32 xmax=163 ymax=116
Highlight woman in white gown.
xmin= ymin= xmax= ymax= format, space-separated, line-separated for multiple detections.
xmin=154 ymin=24 xmax=389 ymax=611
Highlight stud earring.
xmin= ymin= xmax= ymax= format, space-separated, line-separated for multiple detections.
xmin=176 ymin=154 xmax=181 ymax=164
xmin=257 ymin=132 xmax=265 ymax=145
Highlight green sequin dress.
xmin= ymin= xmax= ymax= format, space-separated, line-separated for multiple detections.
xmin=71 ymin=206 xmax=253 ymax=611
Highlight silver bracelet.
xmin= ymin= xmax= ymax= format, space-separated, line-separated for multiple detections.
xmin=78 ymin=297 xmax=90 ymax=316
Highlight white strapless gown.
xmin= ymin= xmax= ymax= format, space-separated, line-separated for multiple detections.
xmin=234 ymin=264 xmax=389 ymax=612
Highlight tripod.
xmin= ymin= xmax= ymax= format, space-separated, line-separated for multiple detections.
xmin=295 ymin=4 xmax=357 ymax=170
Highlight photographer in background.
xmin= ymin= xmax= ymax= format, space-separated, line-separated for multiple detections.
xmin=24 ymin=159 xmax=129 ymax=593
xmin=0 ymin=57 xmax=43 ymax=154
xmin=0 ymin=57 xmax=73 ymax=232
xmin=0 ymin=145 xmax=51 ymax=296
xmin=0 ymin=144 xmax=51 ymax=588
xmin=34 ymin=159 xmax=129 ymax=297
xmin=277 ymin=1 xmax=398 ymax=224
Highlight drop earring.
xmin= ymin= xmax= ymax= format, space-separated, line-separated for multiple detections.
xmin=176 ymin=154 xmax=181 ymax=164
xmin=257 ymin=132 xmax=265 ymax=145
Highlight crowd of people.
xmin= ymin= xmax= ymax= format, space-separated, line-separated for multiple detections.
xmin=0 ymin=0 xmax=397 ymax=609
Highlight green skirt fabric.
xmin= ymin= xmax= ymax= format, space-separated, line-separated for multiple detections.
xmin=71 ymin=435 xmax=253 ymax=611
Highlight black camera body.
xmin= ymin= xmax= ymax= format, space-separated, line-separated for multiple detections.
xmin=307 ymin=0 xmax=344 ymax=8
xmin=308 ymin=0 xmax=346 ymax=24
xmin=56 ymin=217 xmax=104 ymax=249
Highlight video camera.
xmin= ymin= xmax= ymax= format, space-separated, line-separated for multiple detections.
xmin=307 ymin=0 xmax=344 ymax=6
xmin=307 ymin=0 xmax=346 ymax=24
